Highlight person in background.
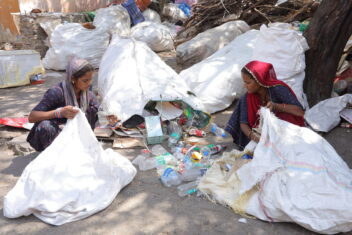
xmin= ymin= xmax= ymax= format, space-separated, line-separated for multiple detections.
xmin=27 ymin=57 xmax=99 ymax=152
xmin=225 ymin=60 xmax=305 ymax=150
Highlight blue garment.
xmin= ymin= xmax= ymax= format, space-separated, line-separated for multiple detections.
xmin=122 ymin=0 xmax=145 ymax=26
xmin=225 ymin=85 xmax=303 ymax=150
xmin=27 ymin=82 xmax=99 ymax=152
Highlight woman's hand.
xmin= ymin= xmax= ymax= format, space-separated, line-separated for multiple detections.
xmin=106 ymin=115 xmax=121 ymax=127
xmin=61 ymin=106 xmax=79 ymax=119
xmin=251 ymin=132 xmax=260 ymax=143
xmin=266 ymin=101 xmax=276 ymax=112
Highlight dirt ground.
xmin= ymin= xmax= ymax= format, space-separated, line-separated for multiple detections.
xmin=0 ymin=67 xmax=351 ymax=235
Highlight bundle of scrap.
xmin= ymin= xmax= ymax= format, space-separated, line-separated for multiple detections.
xmin=176 ymin=0 xmax=319 ymax=44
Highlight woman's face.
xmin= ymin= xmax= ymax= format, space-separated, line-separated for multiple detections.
xmin=73 ymin=71 xmax=94 ymax=91
xmin=242 ymin=72 xmax=261 ymax=94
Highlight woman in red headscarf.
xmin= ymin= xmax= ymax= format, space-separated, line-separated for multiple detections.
xmin=225 ymin=61 xmax=305 ymax=150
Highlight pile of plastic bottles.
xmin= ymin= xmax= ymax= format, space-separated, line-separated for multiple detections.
xmin=133 ymin=121 xmax=228 ymax=197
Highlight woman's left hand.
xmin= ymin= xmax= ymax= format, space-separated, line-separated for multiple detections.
xmin=266 ymin=101 xmax=276 ymax=112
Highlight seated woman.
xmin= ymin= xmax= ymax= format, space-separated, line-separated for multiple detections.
xmin=225 ymin=60 xmax=305 ymax=150
xmin=27 ymin=57 xmax=99 ymax=152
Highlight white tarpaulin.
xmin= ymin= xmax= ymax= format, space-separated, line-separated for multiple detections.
xmin=253 ymin=23 xmax=309 ymax=108
xmin=98 ymin=36 xmax=204 ymax=122
xmin=131 ymin=21 xmax=174 ymax=52
xmin=4 ymin=110 xmax=137 ymax=225
xmin=304 ymin=94 xmax=352 ymax=132
xmin=179 ymin=30 xmax=259 ymax=113
xmin=93 ymin=5 xmax=131 ymax=36
xmin=176 ymin=21 xmax=250 ymax=69
xmin=200 ymin=108 xmax=352 ymax=234
xmin=42 ymin=23 xmax=110 ymax=70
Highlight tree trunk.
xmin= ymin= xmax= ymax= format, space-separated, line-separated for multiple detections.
xmin=303 ymin=0 xmax=352 ymax=107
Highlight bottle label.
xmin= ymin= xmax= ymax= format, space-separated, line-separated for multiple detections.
xmin=156 ymin=152 xmax=172 ymax=165
xmin=186 ymin=188 xmax=197 ymax=195
xmin=170 ymin=132 xmax=180 ymax=140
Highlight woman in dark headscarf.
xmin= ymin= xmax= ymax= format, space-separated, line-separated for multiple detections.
xmin=27 ymin=57 xmax=99 ymax=152
xmin=225 ymin=61 xmax=305 ymax=150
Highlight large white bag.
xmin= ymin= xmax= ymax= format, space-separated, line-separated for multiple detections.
xmin=3 ymin=110 xmax=137 ymax=225
xmin=42 ymin=23 xmax=110 ymax=70
xmin=162 ymin=3 xmax=188 ymax=23
xmin=200 ymin=108 xmax=352 ymax=234
xmin=131 ymin=21 xmax=174 ymax=52
xmin=93 ymin=5 xmax=131 ymax=36
xmin=179 ymin=30 xmax=259 ymax=113
xmin=304 ymin=94 xmax=352 ymax=132
xmin=253 ymin=23 xmax=309 ymax=108
xmin=177 ymin=21 xmax=250 ymax=69
xmin=237 ymin=108 xmax=352 ymax=234
xmin=98 ymin=36 xmax=204 ymax=122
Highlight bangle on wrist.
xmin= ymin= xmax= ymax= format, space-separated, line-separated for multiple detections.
xmin=248 ymin=130 xmax=253 ymax=139
xmin=55 ymin=108 xmax=62 ymax=119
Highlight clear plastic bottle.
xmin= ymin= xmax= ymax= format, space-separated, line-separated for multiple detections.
xmin=180 ymin=168 xmax=202 ymax=182
xmin=139 ymin=152 xmax=177 ymax=171
xmin=210 ymin=123 xmax=227 ymax=138
xmin=177 ymin=180 xmax=199 ymax=197
xmin=160 ymin=167 xmax=182 ymax=187
xmin=167 ymin=121 xmax=183 ymax=147
xmin=200 ymin=144 xmax=227 ymax=158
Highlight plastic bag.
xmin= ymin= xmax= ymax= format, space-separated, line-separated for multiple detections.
xmin=253 ymin=23 xmax=309 ymax=108
xmin=142 ymin=8 xmax=161 ymax=23
xmin=98 ymin=36 xmax=204 ymax=122
xmin=162 ymin=3 xmax=188 ymax=23
xmin=42 ymin=23 xmax=110 ymax=70
xmin=93 ymin=5 xmax=131 ymax=36
xmin=176 ymin=21 xmax=250 ymax=69
xmin=304 ymin=94 xmax=352 ymax=132
xmin=179 ymin=30 xmax=259 ymax=113
xmin=3 ymin=110 xmax=137 ymax=225
xmin=131 ymin=21 xmax=174 ymax=52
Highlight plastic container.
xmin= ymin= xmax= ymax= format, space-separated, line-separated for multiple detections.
xmin=160 ymin=167 xmax=182 ymax=187
xmin=210 ymin=123 xmax=227 ymax=138
xmin=177 ymin=180 xmax=199 ymax=197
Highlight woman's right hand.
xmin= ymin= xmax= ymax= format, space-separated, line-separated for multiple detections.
xmin=251 ymin=133 xmax=260 ymax=143
xmin=106 ymin=115 xmax=121 ymax=127
xmin=61 ymin=106 xmax=79 ymax=119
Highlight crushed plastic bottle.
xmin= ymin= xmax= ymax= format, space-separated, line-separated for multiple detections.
xmin=210 ymin=123 xmax=227 ymax=138
xmin=180 ymin=168 xmax=206 ymax=182
xmin=160 ymin=167 xmax=182 ymax=187
xmin=138 ymin=152 xmax=177 ymax=171
xmin=177 ymin=180 xmax=199 ymax=197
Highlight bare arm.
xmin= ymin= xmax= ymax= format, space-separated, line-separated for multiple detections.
xmin=267 ymin=102 xmax=304 ymax=117
xmin=240 ymin=123 xmax=260 ymax=143
xmin=28 ymin=106 xmax=79 ymax=123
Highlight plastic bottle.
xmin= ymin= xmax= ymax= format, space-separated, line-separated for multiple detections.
xmin=188 ymin=128 xmax=206 ymax=137
xmin=139 ymin=153 xmax=177 ymax=171
xmin=210 ymin=123 xmax=227 ymax=138
xmin=200 ymin=144 xmax=227 ymax=158
xmin=180 ymin=168 xmax=203 ymax=182
xmin=160 ymin=167 xmax=182 ymax=187
xmin=177 ymin=180 xmax=199 ymax=197
xmin=167 ymin=121 xmax=183 ymax=147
